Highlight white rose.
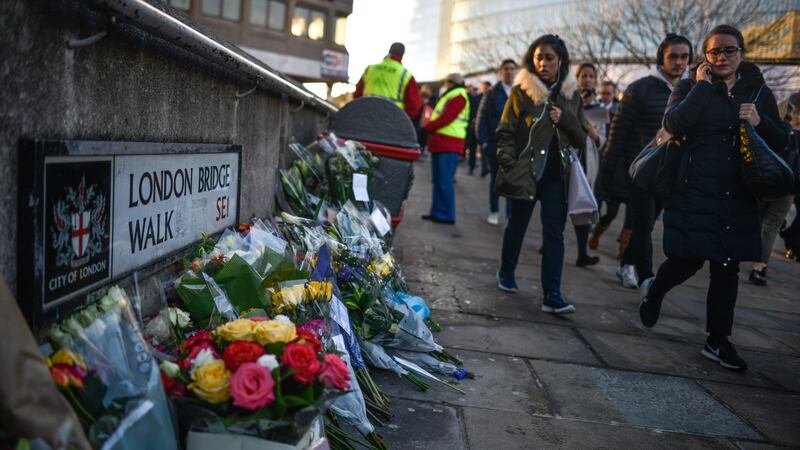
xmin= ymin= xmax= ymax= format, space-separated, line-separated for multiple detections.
xmin=256 ymin=354 xmax=279 ymax=371
xmin=160 ymin=360 xmax=181 ymax=378
xmin=273 ymin=314 xmax=293 ymax=325
xmin=167 ymin=307 xmax=192 ymax=328
xmin=191 ymin=348 xmax=216 ymax=371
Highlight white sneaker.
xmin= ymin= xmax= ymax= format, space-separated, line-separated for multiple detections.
xmin=617 ymin=264 xmax=639 ymax=289
xmin=487 ymin=212 xmax=499 ymax=225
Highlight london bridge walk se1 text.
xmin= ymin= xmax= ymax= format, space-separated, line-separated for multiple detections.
xmin=126 ymin=164 xmax=232 ymax=254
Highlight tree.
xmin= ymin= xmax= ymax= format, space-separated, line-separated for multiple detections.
xmin=560 ymin=0 xmax=790 ymax=85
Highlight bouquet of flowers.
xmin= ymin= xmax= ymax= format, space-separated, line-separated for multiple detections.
xmin=46 ymin=286 xmax=178 ymax=450
xmin=161 ymin=315 xmax=350 ymax=446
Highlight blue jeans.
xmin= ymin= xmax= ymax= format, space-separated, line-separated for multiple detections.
xmin=485 ymin=142 xmax=512 ymax=217
xmin=500 ymin=175 xmax=567 ymax=295
xmin=429 ymin=152 xmax=460 ymax=221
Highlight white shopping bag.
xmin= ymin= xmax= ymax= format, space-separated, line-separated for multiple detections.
xmin=567 ymin=148 xmax=599 ymax=226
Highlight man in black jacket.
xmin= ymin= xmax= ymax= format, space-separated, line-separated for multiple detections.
xmin=599 ymin=34 xmax=693 ymax=288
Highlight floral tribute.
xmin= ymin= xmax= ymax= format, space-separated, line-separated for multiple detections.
xmin=159 ymin=315 xmax=349 ymax=441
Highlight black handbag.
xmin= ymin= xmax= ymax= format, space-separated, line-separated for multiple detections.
xmin=737 ymin=85 xmax=796 ymax=196
xmin=738 ymin=121 xmax=795 ymax=196
xmin=628 ymin=136 xmax=680 ymax=197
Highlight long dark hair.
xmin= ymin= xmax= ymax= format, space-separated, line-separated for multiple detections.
xmin=523 ymin=34 xmax=571 ymax=101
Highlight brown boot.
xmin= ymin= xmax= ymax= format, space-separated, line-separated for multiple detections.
xmin=617 ymin=228 xmax=632 ymax=260
xmin=588 ymin=224 xmax=608 ymax=250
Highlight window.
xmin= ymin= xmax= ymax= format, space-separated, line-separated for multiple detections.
xmin=308 ymin=10 xmax=325 ymax=40
xmin=201 ymin=0 xmax=240 ymax=21
xmin=291 ymin=6 xmax=325 ymax=40
xmin=170 ymin=0 xmax=191 ymax=11
xmin=250 ymin=0 xmax=286 ymax=30
xmin=334 ymin=15 xmax=347 ymax=45
xmin=291 ymin=6 xmax=308 ymax=37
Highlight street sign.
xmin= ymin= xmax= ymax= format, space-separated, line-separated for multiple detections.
xmin=18 ymin=140 xmax=241 ymax=328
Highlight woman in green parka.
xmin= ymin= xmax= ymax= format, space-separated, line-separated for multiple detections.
xmin=495 ymin=34 xmax=587 ymax=314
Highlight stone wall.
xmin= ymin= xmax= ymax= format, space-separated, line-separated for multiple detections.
xmin=0 ymin=0 xmax=330 ymax=295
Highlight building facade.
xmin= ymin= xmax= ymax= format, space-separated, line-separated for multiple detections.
xmin=167 ymin=0 xmax=353 ymax=82
xmin=407 ymin=0 xmax=800 ymax=85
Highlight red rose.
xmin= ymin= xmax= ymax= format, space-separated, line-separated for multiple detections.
xmin=294 ymin=329 xmax=322 ymax=353
xmin=281 ymin=342 xmax=321 ymax=384
xmin=160 ymin=370 xmax=185 ymax=397
xmin=222 ymin=341 xmax=266 ymax=372
xmin=181 ymin=341 xmax=219 ymax=368
xmin=181 ymin=331 xmax=213 ymax=353
xmin=318 ymin=354 xmax=350 ymax=390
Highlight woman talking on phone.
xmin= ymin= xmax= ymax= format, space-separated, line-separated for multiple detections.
xmin=639 ymin=25 xmax=789 ymax=370
xmin=494 ymin=35 xmax=587 ymax=314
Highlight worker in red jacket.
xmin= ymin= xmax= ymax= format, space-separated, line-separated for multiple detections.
xmin=421 ymin=73 xmax=469 ymax=224
xmin=354 ymin=42 xmax=422 ymax=121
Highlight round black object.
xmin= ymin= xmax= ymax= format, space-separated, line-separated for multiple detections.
xmin=330 ymin=97 xmax=419 ymax=149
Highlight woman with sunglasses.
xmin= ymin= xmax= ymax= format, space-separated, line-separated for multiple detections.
xmin=638 ymin=25 xmax=789 ymax=370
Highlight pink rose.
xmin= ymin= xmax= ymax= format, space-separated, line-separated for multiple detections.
xmin=229 ymin=362 xmax=275 ymax=410
xmin=318 ymin=354 xmax=350 ymax=390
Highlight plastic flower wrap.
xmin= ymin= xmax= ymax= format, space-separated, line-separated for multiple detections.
xmin=46 ymin=285 xmax=178 ymax=450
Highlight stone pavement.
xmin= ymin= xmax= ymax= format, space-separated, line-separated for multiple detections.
xmin=374 ymin=157 xmax=800 ymax=449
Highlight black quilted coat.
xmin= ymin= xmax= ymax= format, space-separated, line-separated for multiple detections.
xmin=661 ymin=62 xmax=789 ymax=262
xmin=600 ymin=74 xmax=672 ymax=199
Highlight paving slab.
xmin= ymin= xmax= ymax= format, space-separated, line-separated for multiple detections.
xmin=734 ymin=442 xmax=796 ymax=450
xmin=739 ymin=351 xmax=800 ymax=392
xmin=674 ymin=300 xmax=800 ymax=334
xmin=370 ymin=398 xmax=466 ymax=450
xmin=455 ymin=284 xmax=637 ymax=333
xmin=530 ymin=360 xmax=762 ymax=440
xmin=611 ymin=308 xmax=796 ymax=355
xmin=759 ymin=328 xmax=800 ymax=354
xmin=374 ymin=349 xmax=549 ymax=414
xmin=435 ymin=311 xmax=600 ymax=365
xmin=701 ymin=381 xmax=800 ymax=447
xmin=579 ymin=329 xmax=775 ymax=388
xmin=463 ymin=408 xmax=740 ymax=449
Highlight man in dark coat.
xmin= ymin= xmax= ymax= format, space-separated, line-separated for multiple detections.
xmin=598 ymin=34 xmax=693 ymax=288
xmin=464 ymin=85 xmax=482 ymax=174
xmin=478 ymin=59 xmax=517 ymax=225
xmin=640 ymin=25 xmax=789 ymax=371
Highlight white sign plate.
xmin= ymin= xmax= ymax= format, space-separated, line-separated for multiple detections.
xmin=111 ymin=153 xmax=239 ymax=277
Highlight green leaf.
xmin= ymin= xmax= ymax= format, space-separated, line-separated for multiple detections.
xmin=282 ymin=395 xmax=311 ymax=408
xmin=214 ymin=254 xmax=268 ymax=311
xmin=174 ymin=271 xmax=215 ymax=322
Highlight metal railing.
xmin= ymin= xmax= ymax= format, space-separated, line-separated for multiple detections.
xmin=90 ymin=0 xmax=338 ymax=114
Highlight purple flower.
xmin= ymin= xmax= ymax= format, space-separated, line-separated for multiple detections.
xmin=337 ymin=265 xmax=353 ymax=282
xmin=300 ymin=319 xmax=328 ymax=339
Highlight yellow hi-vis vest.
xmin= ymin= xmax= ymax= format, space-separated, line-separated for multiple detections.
xmin=362 ymin=58 xmax=411 ymax=110
xmin=430 ymin=87 xmax=469 ymax=139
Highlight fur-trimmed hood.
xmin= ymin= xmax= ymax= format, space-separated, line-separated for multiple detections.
xmin=514 ymin=68 xmax=578 ymax=104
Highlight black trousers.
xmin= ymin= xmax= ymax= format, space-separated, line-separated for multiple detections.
xmin=465 ymin=130 xmax=478 ymax=170
xmin=598 ymin=197 xmax=633 ymax=228
xmin=649 ymin=258 xmax=739 ymax=337
xmin=621 ymin=184 xmax=662 ymax=279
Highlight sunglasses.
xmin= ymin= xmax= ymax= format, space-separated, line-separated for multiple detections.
xmin=704 ymin=46 xmax=742 ymax=59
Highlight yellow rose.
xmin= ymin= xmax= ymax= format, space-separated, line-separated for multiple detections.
xmin=189 ymin=360 xmax=230 ymax=404
xmin=253 ymin=320 xmax=297 ymax=345
xmin=272 ymin=285 xmax=305 ymax=312
xmin=215 ymin=319 xmax=256 ymax=342
xmin=305 ymin=281 xmax=333 ymax=302
xmin=50 ymin=350 xmax=86 ymax=369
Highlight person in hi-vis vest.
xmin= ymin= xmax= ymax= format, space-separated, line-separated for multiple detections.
xmin=421 ymin=73 xmax=470 ymax=224
xmin=354 ymin=42 xmax=422 ymax=121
